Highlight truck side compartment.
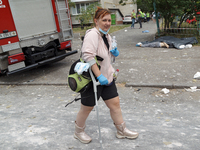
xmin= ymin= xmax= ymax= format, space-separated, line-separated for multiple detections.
xmin=0 ymin=0 xmax=77 ymax=75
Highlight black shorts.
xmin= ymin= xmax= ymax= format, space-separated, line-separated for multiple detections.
xmin=81 ymin=80 xmax=118 ymax=107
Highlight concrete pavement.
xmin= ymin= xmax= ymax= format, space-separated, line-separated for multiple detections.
xmin=1 ymin=85 xmax=200 ymax=150
xmin=1 ymin=21 xmax=200 ymax=150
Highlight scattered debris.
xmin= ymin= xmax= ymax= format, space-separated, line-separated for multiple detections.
xmin=161 ymin=88 xmax=170 ymax=94
xmin=6 ymin=105 xmax=12 ymax=109
xmin=26 ymin=79 xmax=35 ymax=83
xmin=193 ymin=72 xmax=200 ymax=79
xmin=116 ymin=83 xmax=125 ymax=87
xmin=163 ymin=142 xmax=172 ymax=145
xmin=129 ymin=68 xmax=138 ymax=73
xmin=185 ymin=86 xmax=200 ymax=92
xmin=142 ymin=30 xmax=149 ymax=33
xmin=136 ymin=89 xmax=141 ymax=91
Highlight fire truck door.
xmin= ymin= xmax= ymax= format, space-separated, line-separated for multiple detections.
xmin=0 ymin=0 xmax=19 ymax=46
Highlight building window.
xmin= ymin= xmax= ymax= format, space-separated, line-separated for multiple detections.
xmin=71 ymin=6 xmax=76 ymax=14
xmin=71 ymin=3 xmax=91 ymax=15
xmin=81 ymin=3 xmax=85 ymax=10
xmin=76 ymin=4 xmax=80 ymax=14
xmin=86 ymin=3 xmax=89 ymax=8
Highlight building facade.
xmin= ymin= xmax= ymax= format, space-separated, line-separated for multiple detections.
xmin=70 ymin=0 xmax=137 ymax=25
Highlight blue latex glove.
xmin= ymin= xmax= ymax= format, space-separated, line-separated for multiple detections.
xmin=97 ymin=74 xmax=108 ymax=85
xmin=110 ymin=47 xmax=119 ymax=57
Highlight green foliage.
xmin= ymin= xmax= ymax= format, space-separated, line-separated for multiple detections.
xmin=119 ymin=0 xmax=200 ymax=28
xmin=75 ymin=2 xmax=101 ymax=27
xmin=68 ymin=0 xmax=75 ymax=8
xmin=136 ymin=0 xmax=153 ymax=12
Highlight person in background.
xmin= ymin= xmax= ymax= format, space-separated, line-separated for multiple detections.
xmin=152 ymin=11 xmax=156 ymax=22
xmin=152 ymin=11 xmax=161 ymax=23
xmin=142 ymin=12 xmax=145 ymax=22
xmin=146 ymin=12 xmax=150 ymax=22
xmin=131 ymin=9 xmax=136 ymax=29
xmin=137 ymin=9 xmax=143 ymax=29
xmin=74 ymin=7 xmax=139 ymax=144
xmin=136 ymin=42 xmax=169 ymax=48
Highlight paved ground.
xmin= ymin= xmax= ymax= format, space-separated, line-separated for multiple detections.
xmin=1 ymin=85 xmax=200 ymax=150
xmin=1 ymin=21 xmax=200 ymax=150
xmin=1 ymin=21 xmax=200 ymax=88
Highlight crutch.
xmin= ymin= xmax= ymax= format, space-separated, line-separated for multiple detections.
xmin=89 ymin=67 xmax=103 ymax=150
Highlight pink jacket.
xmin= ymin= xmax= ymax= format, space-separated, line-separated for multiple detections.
xmin=81 ymin=27 xmax=115 ymax=84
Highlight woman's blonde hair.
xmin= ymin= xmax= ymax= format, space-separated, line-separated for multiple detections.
xmin=93 ymin=7 xmax=111 ymax=24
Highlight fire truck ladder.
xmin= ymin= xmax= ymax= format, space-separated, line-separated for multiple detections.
xmin=55 ymin=0 xmax=73 ymax=42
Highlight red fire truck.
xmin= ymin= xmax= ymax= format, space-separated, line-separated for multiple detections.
xmin=0 ymin=0 xmax=77 ymax=75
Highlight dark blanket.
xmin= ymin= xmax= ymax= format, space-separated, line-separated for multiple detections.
xmin=141 ymin=36 xmax=198 ymax=49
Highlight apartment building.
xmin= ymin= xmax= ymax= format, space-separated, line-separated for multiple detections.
xmin=70 ymin=0 xmax=137 ymax=25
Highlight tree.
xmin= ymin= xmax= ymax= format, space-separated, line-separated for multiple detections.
xmin=76 ymin=2 xmax=101 ymax=29
xmin=178 ymin=1 xmax=200 ymax=27
xmin=68 ymin=0 xmax=75 ymax=8
xmin=119 ymin=0 xmax=200 ymax=29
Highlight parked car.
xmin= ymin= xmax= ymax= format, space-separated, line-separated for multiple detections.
xmin=123 ymin=15 xmax=138 ymax=24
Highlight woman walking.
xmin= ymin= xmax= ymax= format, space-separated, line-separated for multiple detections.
xmin=74 ymin=7 xmax=139 ymax=144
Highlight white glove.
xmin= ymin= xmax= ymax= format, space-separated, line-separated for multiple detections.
xmin=74 ymin=62 xmax=90 ymax=75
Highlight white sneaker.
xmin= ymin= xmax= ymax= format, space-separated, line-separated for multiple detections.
xmin=185 ymin=44 xmax=192 ymax=48
xmin=179 ymin=45 xmax=185 ymax=49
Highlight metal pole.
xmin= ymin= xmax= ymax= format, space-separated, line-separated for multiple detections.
xmin=89 ymin=68 xmax=103 ymax=150
xmin=198 ymin=15 xmax=200 ymax=36
xmin=153 ymin=0 xmax=160 ymax=36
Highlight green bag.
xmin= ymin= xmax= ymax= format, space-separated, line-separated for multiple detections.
xmin=68 ymin=57 xmax=101 ymax=93
xmin=68 ymin=73 xmax=91 ymax=93
xmin=68 ymin=59 xmax=92 ymax=93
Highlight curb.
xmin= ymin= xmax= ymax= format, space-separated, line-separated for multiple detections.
xmin=0 ymin=81 xmax=199 ymax=89
xmin=0 ymin=82 xmax=68 ymax=86
xmin=125 ymin=83 xmax=200 ymax=89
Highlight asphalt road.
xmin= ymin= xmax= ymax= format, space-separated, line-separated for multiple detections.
xmin=1 ymin=21 xmax=200 ymax=150
xmin=1 ymin=21 xmax=200 ymax=88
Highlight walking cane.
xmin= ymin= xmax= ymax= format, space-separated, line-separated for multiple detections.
xmin=89 ymin=68 xmax=103 ymax=149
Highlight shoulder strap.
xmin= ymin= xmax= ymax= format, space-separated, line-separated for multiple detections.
xmin=79 ymin=30 xmax=102 ymax=67
xmin=80 ymin=29 xmax=101 ymax=63
xmin=80 ymin=29 xmax=99 ymax=58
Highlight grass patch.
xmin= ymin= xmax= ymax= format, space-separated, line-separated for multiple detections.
xmin=73 ymin=24 xmax=130 ymax=37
